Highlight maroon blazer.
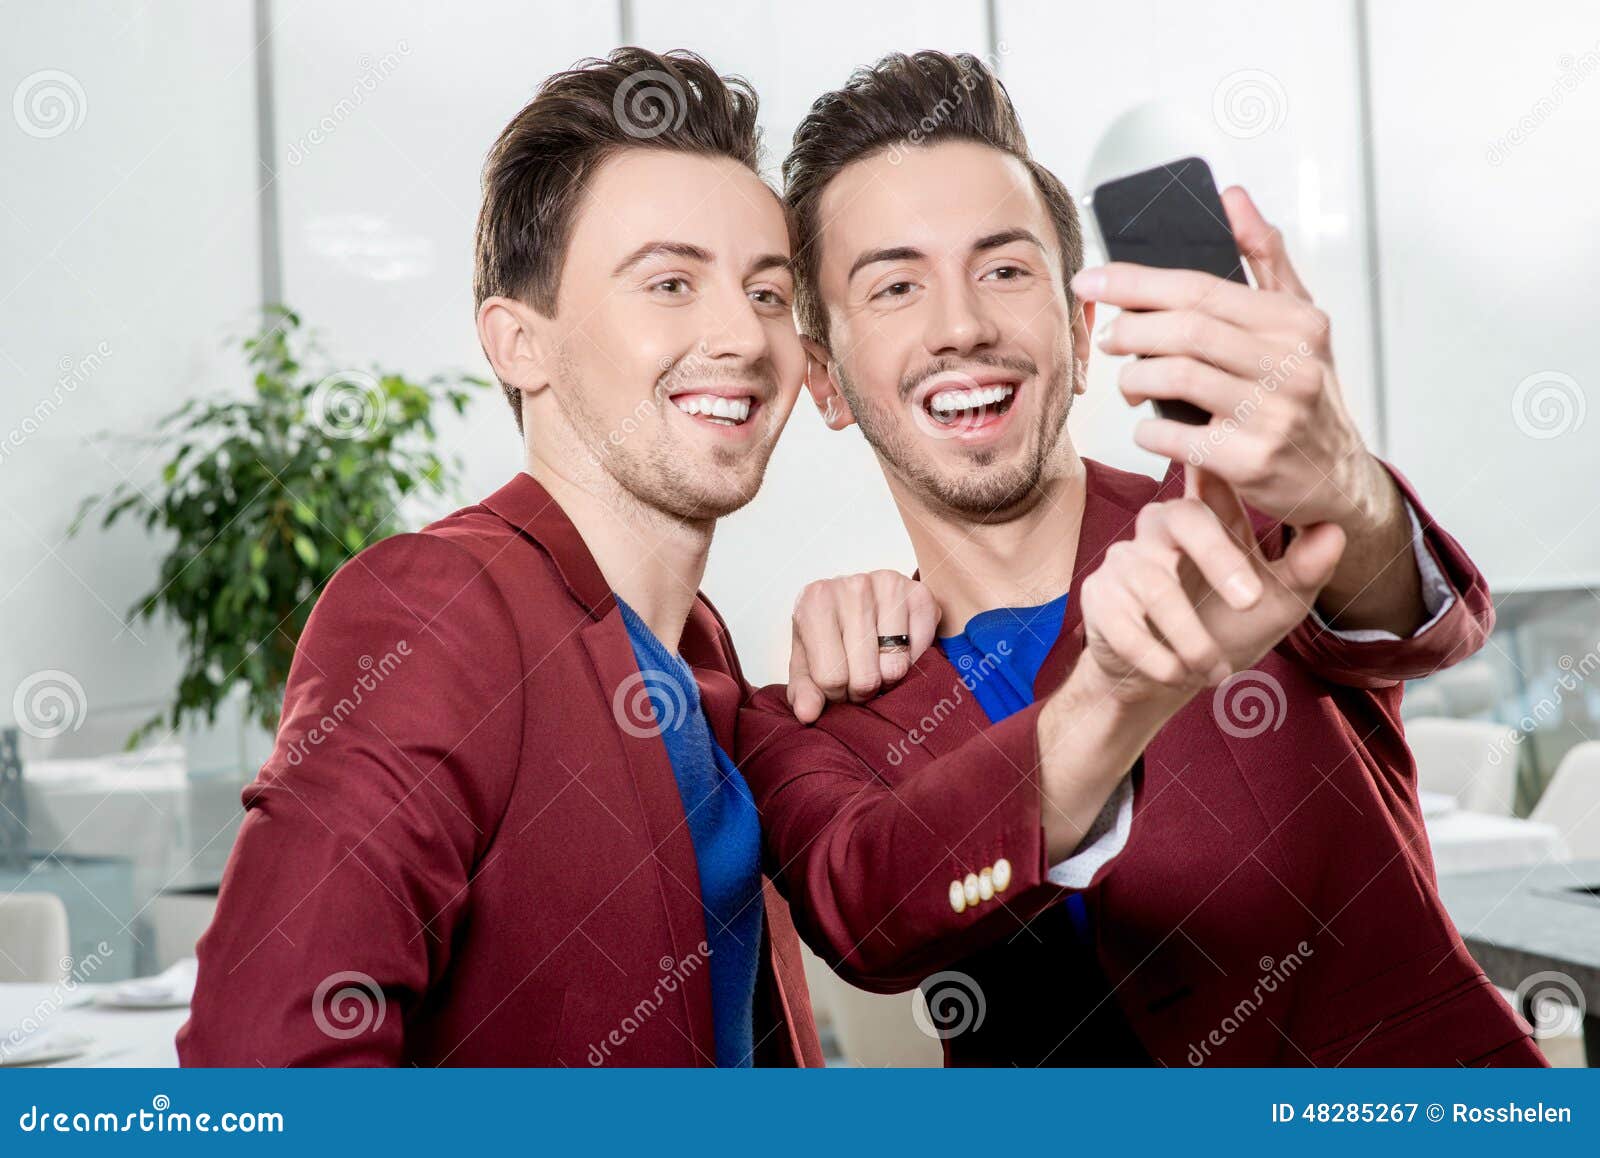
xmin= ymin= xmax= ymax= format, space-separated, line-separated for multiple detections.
xmin=739 ymin=457 xmax=1543 ymax=1067
xmin=179 ymin=473 xmax=820 ymax=1067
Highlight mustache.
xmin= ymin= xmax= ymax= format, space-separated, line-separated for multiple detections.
xmin=899 ymin=353 xmax=1038 ymax=401
xmin=656 ymin=355 xmax=778 ymax=402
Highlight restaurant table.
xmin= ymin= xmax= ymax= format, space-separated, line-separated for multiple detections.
xmin=0 ymin=982 xmax=185 ymax=1067
xmin=1425 ymin=808 xmax=1570 ymax=875
xmin=1437 ymin=859 xmax=1600 ymax=1067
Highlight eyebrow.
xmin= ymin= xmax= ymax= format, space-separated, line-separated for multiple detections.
xmin=612 ymin=240 xmax=792 ymax=278
xmin=846 ymin=228 xmax=1047 ymax=283
xmin=848 ymin=245 xmax=924 ymax=283
xmin=971 ymin=227 xmax=1046 ymax=255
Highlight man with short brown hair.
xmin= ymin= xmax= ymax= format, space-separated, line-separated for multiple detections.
xmin=742 ymin=51 xmax=1543 ymax=1068
xmin=183 ymin=47 xmax=832 ymax=1067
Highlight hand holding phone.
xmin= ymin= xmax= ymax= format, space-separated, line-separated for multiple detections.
xmin=1088 ymin=157 xmax=1247 ymax=426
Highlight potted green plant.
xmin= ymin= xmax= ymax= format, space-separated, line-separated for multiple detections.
xmin=72 ymin=307 xmax=489 ymax=747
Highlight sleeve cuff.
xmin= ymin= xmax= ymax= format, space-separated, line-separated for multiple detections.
xmin=1308 ymin=497 xmax=1456 ymax=643
xmin=1045 ymin=774 xmax=1133 ymax=889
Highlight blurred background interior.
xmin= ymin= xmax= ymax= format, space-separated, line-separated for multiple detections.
xmin=2 ymin=0 xmax=1598 ymax=1067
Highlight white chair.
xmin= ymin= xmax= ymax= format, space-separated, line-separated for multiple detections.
xmin=1405 ymin=717 xmax=1519 ymax=815
xmin=0 ymin=893 xmax=70 ymax=983
xmin=1530 ymin=742 xmax=1600 ymax=860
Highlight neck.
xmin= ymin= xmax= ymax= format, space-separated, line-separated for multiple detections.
xmin=892 ymin=447 xmax=1089 ymax=635
xmin=523 ymin=445 xmax=712 ymax=654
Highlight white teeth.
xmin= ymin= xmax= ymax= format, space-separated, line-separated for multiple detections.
xmin=672 ymin=394 xmax=752 ymax=423
xmin=929 ymin=384 xmax=1015 ymax=413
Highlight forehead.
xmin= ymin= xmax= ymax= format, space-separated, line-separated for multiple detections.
xmin=814 ymin=140 xmax=1052 ymax=270
xmin=568 ymin=147 xmax=790 ymax=261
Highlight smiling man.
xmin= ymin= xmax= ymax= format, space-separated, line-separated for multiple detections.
xmin=738 ymin=51 xmax=1544 ymax=1067
xmin=180 ymin=49 xmax=835 ymax=1067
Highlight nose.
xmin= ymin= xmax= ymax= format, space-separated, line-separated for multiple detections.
xmin=698 ymin=280 xmax=768 ymax=364
xmin=924 ymin=271 xmax=999 ymax=359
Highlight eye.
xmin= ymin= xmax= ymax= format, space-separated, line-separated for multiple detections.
xmin=873 ymin=280 xmax=917 ymax=301
xmin=650 ymin=276 xmax=691 ymax=296
xmin=749 ymin=287 xmax=790 ymax=308
xmin=983 ymin=265 xmax=1029 ymax=282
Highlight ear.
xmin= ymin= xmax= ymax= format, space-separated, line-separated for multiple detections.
xmin=477 ymin=295 xmax=551 ymax=407
xmin=801 ymin=334 xmax=856 ymax=431
xmin=1071 ymin=298 xmax=1096 ymax=395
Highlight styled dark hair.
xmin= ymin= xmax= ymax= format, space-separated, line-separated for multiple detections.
xmin=783 ymin=51 xmax=1084 ymax=345
xmin=473 ymin=47 xmax=765 ymax=430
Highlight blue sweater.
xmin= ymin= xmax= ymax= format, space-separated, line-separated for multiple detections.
xmin=616 ymin=598 xmax=763 ymax=1067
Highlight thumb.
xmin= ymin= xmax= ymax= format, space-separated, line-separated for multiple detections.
xmin=1190 ymin=465 xmax=1257 ymax=553
xmin=1222 ymin=186 xmax=1311 ymax=301
xmin=1269 ymin=521 xmax=1346 ymax=598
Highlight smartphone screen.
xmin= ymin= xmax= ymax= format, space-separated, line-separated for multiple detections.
xmin=1089 ymin=156 xmax=1247 ymax=425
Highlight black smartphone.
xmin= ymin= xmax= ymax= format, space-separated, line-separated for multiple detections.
xmin=1089 ymin=156 xmax=1247 ymax=425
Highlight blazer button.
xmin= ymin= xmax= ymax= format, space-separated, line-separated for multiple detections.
xmin=993 ymin=857 xmax=1012 ymax=893
xmin=948 ymin=879 xmax=967 ymax=913
xmin=963 ymin=872 xmax=981 ymax=907
xmin=978 ymin=867 xmax=995 ymax=901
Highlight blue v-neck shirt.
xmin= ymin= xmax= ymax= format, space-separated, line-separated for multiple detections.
xmin=616 ymin=597 xmax=763 ymax=1067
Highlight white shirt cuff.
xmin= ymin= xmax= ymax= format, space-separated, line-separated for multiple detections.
xmin=1307 ymin=497 xmax=1455 ymax=643
xmin=1046 ymin=774 xmax=1133 ymax=888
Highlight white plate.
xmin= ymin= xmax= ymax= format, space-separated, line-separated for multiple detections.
xmin=0 ymin=1031 xmax=93 ymax=1067
xmin=92 ymin=989 xmax=191 ymax=1010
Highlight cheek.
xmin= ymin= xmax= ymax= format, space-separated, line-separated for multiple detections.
xmin=572 ymin=303 xmax=686 ymax=397
xmin=1001 ymin=292 xmax=1071 ymax=361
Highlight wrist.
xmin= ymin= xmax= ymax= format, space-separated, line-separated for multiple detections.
xmin=1061 ymin=653 xmax=1190 ymax=723
xmin=1337 ymin=451 xmax=1401 ymax=538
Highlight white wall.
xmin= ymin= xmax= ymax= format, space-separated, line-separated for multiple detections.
xmin=1 ymin=1 xmax=262 ymax=761
xmin=1368 ymin=1 xmax=1600 ymax=590
xmin=5 ymin=0 xmax=1595 ymax=730
xmin=1000 ymin=0 xmax=1380 ymax=490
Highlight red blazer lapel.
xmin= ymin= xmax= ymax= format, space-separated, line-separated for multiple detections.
xmin=579 ymin=614 xmax=717 ymax=1058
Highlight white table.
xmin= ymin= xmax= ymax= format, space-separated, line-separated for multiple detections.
xmin=1425 ymin=808 xmax=1570 ymax=875
xmin=0 ymin=983 xmax=185 ymax=1067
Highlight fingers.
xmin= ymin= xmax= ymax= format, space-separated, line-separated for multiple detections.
xmin=1132 ymin=557 xmax=1231 ymax=685
xmin=791 ymin=582 xmax=852 ymax=708
xmin=1189 ymin=466 xmax=1257 ymax=550
xmin=1269 ymin=521 xmax=1347 ymax=599
xmin=790 ymin=572 xmax=934 ymax=716
xmin=867 ymin=571 xmax=913 ymax=686
xmin=1088 ymin=540 xmax=1227 ymax=690
xmin=1074 ymin=263 xmax=1311 ymax=332
xmin=1098 ymin=308 xmax=1262 ymax=379
xmin=1117 ymin=355 xmax=1242 ymax=415
xmin=1138 ymin=493 xmax=1261 ymax=611
xmin=1221 ymin=186 xmax=1312 ymax=302
xmin=833 ymin=577 xmax=884 ymax=703
xmin=786 ymin=629 xmax=826 ymax=725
